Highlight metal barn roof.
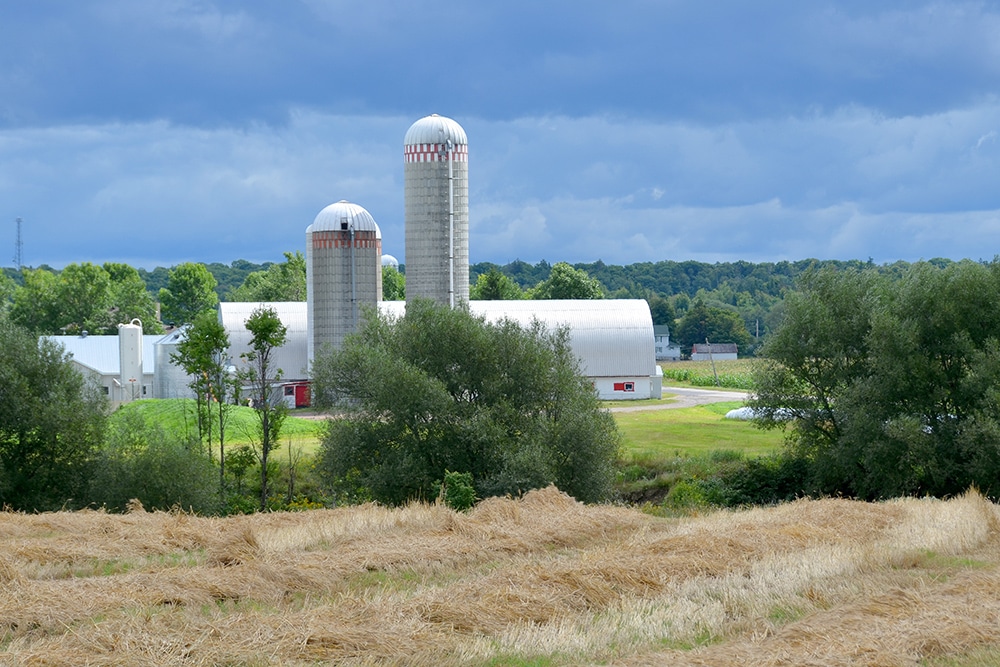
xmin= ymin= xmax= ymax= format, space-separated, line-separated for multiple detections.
xmin=216 ymin=298 xmax=655 ymax=383
xmin=219 ymin=302 xmax=310 ymax=380
xmin=44 ymin=334 xmax=162 ymax=376
xmin=379 ymin=299 xmax=656 ymax=378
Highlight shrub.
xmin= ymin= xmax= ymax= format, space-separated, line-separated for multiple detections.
xmin=438 ymin=471 xmax=477 ymax=511
xmin=89 ymin=408 xmax=220 ymax=514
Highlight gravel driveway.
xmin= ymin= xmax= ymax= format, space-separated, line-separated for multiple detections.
xmin=609 ymin=386 xmax=749 ymax=413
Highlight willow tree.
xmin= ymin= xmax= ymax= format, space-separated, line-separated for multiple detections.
xmin=749 ymin=261 xmax=1000 ymax=500
xmin=312 ymin=299 xmax=620 ymax=505
xmin=0 ymin=314 xmax=107 ymax=510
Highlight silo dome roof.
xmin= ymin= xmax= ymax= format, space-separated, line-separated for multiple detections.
xmin=404 ymin=114 xmax=467 ymax=146
xmin=307 ymin=200 xmax=382 ymax=237
xmin=381 ymin=254 xmax=399 ymax=268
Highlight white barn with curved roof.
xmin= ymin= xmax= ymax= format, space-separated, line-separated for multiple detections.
xmin=381 ymin=299 xmax=662 ymax=399
xmin=220 ymin=301 xmax=310 ymax=383
xmin=206 ymin=298 xmax=662 ymax=403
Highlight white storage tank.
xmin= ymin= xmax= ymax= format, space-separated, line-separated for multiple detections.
xmin=117 ymin=319 xmax=144 ymax=403
xmin=306 ymin=200 xmax=383 ymax=366
xmin=404 ymin=114 xmax=469 ymax=307
xmin=154 ymin=329 xmax=196 ymax=399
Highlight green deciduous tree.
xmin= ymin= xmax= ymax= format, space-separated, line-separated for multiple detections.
xmin=648 ymin=293 xmax=676 ymax=325
xmin=228 ymin=251 xmax=307 ymax=302
xmin=312 ymin=299 xmax=620 ymax=505
xmin=159 ymin=262 xmax=219 ymax=325
xmin=673 ymin=298 xmax=752 ymax=354
xmin=171 ymin=309 xmax=233 ymax=489
xmin=240 ymin=306 xmax=288 ymax=511
xmin=382 ymin=265 xmax=405 ymax=301
xmin=0 ymin=314 xmax=108 ymax=510
xmin=10 ymin=263 xmax=163 ymax=335
xmin=0 ymin=273 xmax=14 ymax=314
xmin=10 ymin=268 xmax=62 ymax=333
xmin=59 ymin=263 xmax=112 ymax=333
xmin=471 ymin=268 xmax=524 ymax=300
xmin=528 ymin=262 xmax=604 ymax=299
xmin=104 ymin=262 xmax=164 ymax=334
xmin=749 ymin=262 xmax=1000 ymax=500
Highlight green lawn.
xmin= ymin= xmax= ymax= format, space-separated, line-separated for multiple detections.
xmin=113 ymin=399 xmax=326 ymax=452
xmin=613 ymin=401 xmax=785 ymax=459
xmin=121 ymin=396 xmax=783 ymax=463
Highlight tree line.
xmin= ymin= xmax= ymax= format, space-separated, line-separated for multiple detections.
xmin=2 ymin=254 xmax=963 ymax=348
xmin=4 ymin=256 xmax=998 ymax=511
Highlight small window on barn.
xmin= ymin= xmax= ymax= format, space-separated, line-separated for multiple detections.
xmin=284 ymin=386 xmax=295 ymax=396
xmin=624 ymin=382 xmax=635 ymax=392
xmin=102 ymin=386 xmax=110 ymax=395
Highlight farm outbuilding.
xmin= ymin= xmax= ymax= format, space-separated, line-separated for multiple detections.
xmin=220 ymin=301 xmax=311 ymax=404
xmin=690 ymin=343 xmax=739 ymax=361
xmin=654 ymin=325 xmax=682 ymax=361
xmin=146 ymin=113 xmax=663 ymax=405
xmin=380 ymin=300 xmax=662 ymax=400
xmin=207 ymin=298 xmax=663 ymax=403
xmin=45 ymin=327 xmax=161 ymax=407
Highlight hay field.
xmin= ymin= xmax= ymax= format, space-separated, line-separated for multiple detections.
xmin=2 ymin=488 xmax=999 ymax=666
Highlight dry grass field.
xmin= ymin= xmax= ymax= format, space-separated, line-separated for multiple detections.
xmin=2 ymin=487 xmax=1000 ymax=666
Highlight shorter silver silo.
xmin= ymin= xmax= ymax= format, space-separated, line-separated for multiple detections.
xmin=307 ymin=200 xmax=383 ymax=366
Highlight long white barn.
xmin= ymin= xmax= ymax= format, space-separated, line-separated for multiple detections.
xmin=380 ymin=300 xmax=662 ymax=400
xmin=217 ymin=299 xmax=662 ymax=401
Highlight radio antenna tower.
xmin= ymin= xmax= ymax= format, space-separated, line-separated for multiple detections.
xmin=13 ymin=217 xmax=23 ymax=269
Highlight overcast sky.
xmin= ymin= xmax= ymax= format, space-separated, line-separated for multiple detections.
xmin=3 ymin=1 xmax=1000 ymax=269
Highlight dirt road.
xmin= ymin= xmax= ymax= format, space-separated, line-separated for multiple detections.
xmin=609 ymin=386 xmax=749 ymax=412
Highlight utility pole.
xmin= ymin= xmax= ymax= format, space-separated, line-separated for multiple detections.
xmin=13 ymin=217 xmax=23 ymax=269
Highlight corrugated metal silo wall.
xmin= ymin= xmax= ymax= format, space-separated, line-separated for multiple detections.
xmin=154 ymin=341 xmax=196 ymax=399
xmin=307 ymin=228 xmax=382 ymax=364
xmin=404 ymin=149 xmax=469 ymax=306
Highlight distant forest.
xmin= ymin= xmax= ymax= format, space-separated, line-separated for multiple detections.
xmin=2 ymin=255 xmax=960 ymax=343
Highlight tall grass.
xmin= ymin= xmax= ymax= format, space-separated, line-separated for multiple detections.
xmin=1 ymin=488 xmax=998 ymax=665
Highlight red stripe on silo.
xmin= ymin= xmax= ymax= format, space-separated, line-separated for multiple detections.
xmin=404 ymin=143 xmax=468 ymax=163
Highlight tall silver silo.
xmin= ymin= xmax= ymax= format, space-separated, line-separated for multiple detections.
xmin=404 ymin=114 xmax=469 ymax=307
xmin=306 ymin=200 xmax=383 ymax=367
